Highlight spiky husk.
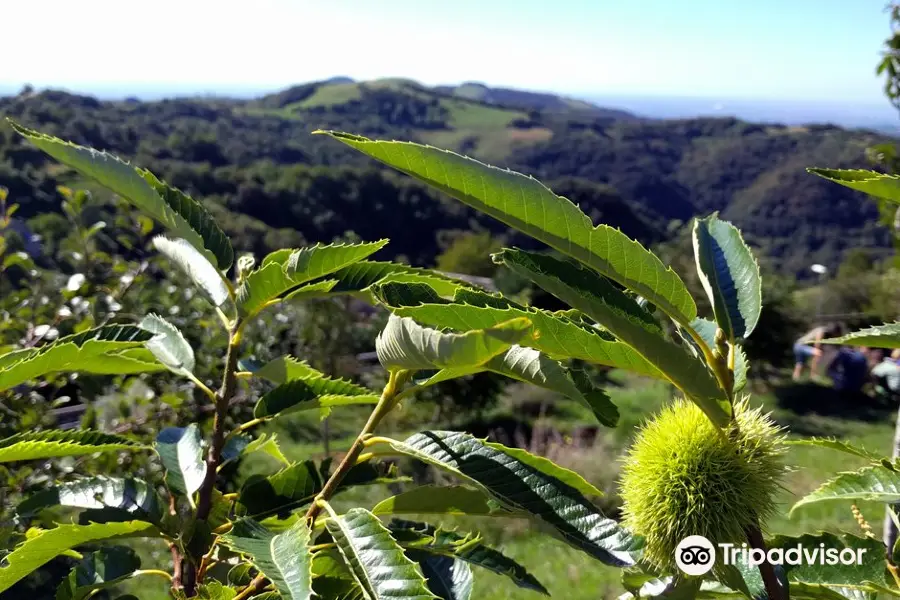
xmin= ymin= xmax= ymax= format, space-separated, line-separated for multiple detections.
xmin=619 ymin=397 xmax=786 ymax=571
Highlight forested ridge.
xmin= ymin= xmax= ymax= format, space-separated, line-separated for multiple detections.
xmin=0 ymin=77 xmax=893 ymax=275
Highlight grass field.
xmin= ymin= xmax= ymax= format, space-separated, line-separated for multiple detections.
xmin=113 ymin=372 xmax=896 ymax=599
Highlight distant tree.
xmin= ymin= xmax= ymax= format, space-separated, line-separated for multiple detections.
xmin=435 ymin=230 xmax=504 ymax=277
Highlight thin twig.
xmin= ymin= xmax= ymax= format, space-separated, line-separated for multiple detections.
xmin=235 ymin=370 xmax=407 ymax=596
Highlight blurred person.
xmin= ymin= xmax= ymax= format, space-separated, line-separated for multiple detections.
xmin=792 ymin=323 xmax=844 ymax=381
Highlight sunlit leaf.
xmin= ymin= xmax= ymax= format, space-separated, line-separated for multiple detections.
xmin=375 ymin=314 xmax=531 ymax=372
xmin=0 ymin=325 xmax=154 ymax=391
xmin=9 ymin=120 xmax=232 ymax=269
xmin=139 ymin=314 xmax=195 ymax=375
xmin=221 ymin=518 xmax=313 ymax=600
xmin=55 ymin=546 xmax=141 ymax=600
xmin=821 ymin=323 xmax=900 ymax=349
xmin=0 ymin=521 xmax=157 ymax=594
xmin=17 ymin=476 xmax=164 ymax=525
xmin=494 ymin=249 xmax=729 ymax=426
xmin=0 ymin=430 xmax=146 ymax=464
xmin=152 ymin=236 xmax=230 ymax=306
xmin=791 ymin=465 xmax=900 ymax=513
xmin=372 ymin=282 xmax=661 ymax=379
xmin=376 ymin=431 xmax=642 ymax=566
xmin=155 ymin=424 xmax=207 ymax=501
xmin=325 ymin=508 xmax=436 ymax=600
xmin=692 ymin=214 xmax=762 ymax=341
xmin=237 ymin=241 xmax=388 ymax=317
xmin=318 ymin=132 xmax=695 ymax=321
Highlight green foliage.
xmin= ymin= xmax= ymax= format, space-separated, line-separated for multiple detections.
xmin=375 ymin=314 xmax=531 ymax=371
xmin=317 ymin=132 xmax=697 ymax=322
xmin=372 ymin=281 xmax=661 ymax=378
xmin=0 ymin=324 xmax=158 ymax=391
xmin=435 ymin=231 xmax=503 ymax=277
xmin=375 ymin=431 xmax=642 ymax=566
xmin=619 ymin=399 xmax=786 ymax=572
xmin=155 ymin=424 xmax=207 ymax=502
xmin=0 ymin=521 xmax=158 ymax=594
xmin=221 ymin=519 xmax=313 ymax=600
xmin=54 ymin=546 xmax=142 ymax=600
xmin=821 ymin=322 xmax=900 ymax=348
xmin=324 ymin=507 xmax=436 ymax=600
xmin=791 ymin=465 xmax=900 ymax=512
xmin=692 ymin=214 xmax=762 ymax=341
xmin=237 ymin=240 xmax=388 ymax=317
xmin=493 ymin=248 xmax=729 ymax=425
xmin=0 ymin=430 xmax=147 ymax=463
xmin=8 ymin=120 xmax=233 ymax=270
xmin=1 ymin=119 xmax=848 ymax=600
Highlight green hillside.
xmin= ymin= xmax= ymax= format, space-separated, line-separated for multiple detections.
xmin=0 ymin=79 xmax=892 ymax=275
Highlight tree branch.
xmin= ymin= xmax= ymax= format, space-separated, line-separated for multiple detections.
xmin=745 ymin=522 xmax=785 ymax=600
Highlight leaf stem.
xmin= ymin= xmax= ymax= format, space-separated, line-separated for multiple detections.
xmin=186 ymin=373 xmax=217 ymax=402
xmin=225 ymin=417 xmax=269 ymax=441
xmin=134 ymin=569 xmax=174 ymax=582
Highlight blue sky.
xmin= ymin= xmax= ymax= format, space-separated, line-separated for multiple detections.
xmin=3 ymin=0 xmax=895 ymax=103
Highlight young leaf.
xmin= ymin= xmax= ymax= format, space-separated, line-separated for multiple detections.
xmin=0 ymin=430 xmax=146 ymax=463
xmin=252 ymin=355 xmax=327 ymax=384
xmin=692 ymin=214 xmax=762 ymax=341
xmin=317 ymin=132 xmax=696 ymax=322
xmin=16 ymin=476 xmax=164 ymax=524
xmin=55 ymin=546 xmax=141 ymax=600
xmin=791 ymin=465 xmax=900 ymax=514
xmin=494 ymin=249 xmax=730 ymax=426
xmin=152 ymin=236 xmax=230 ymax=307
xmin=221 ymin=432 xmax=290 ymax=467
xmin=372 ymin=281 xmax=661 ymax=379
xmin=140 ymin=314 xmax=195 ymax=375
xmin=324 ymin=507 xmax=437 ymax=600
xmin=786 ymin=438 xmax=884 ymax=462
xmin=155 ymin=425 xmax=207 ymax=501
xmin=0 ymin=325 xmax=155 ymax=391
xmin=372 ymin=485 xmax=511 ymax=518
xmin=328 ymin=260 xmax=471 ymax=298
xmin=821 ymin=323 xmax=900 ymax=349
xmin=237 ymin=241 xmax=388 ymax=317
xmin=195 ymin=582 xmax=239 ymax=600
xmin=253 ymin=377 xmax=380 ymax=420
xmin=690 ymin=318 xmax=748 ymax=393
xmin=407 ymin=552 xmax=473 ymax=600
xmin=220 ymin=518 xmax=313 ymax=600
xmin=375 ymin=314 xmax=531 ymax=372
xmin=8 ymin=121 xmax=233 ymax=269
xmin=74 ymin=348 xmax=166 ymax=375
xmin=808 ymin=168 xmax=900 ymax=204
xmin=390 ymin=521 xmax=547 ymax=595
xmin=0 ymin=521 xmax=157 ymax=594
xmin=483 ymin=346 xmax=618 ymax=427
xmin=767 ymin=531 xmax=889 ymax=591
xmin=375 ymin=431 xmax=643 ymax=566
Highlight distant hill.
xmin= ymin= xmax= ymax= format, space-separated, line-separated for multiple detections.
xmin=434 ymin=82 xmax=638 ymax=120
xmin=0 ymin=78 xmax=893 ymax=276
